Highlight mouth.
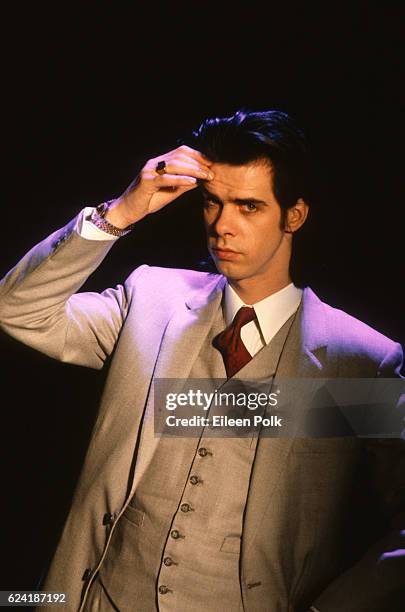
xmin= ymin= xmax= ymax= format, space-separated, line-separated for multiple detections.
xmin=211 ymin=247 xmax=240 ymax=261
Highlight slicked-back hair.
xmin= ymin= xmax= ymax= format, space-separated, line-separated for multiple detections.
xmin=183 ymin=109 xmax=314 ymax=225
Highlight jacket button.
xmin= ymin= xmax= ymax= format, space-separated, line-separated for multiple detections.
xmin=180 ymin=503 xmax=192 ymax=513
xmin=163 ymin=556 xmax=174 ymax=566
xmin=189 ymin=475 xmax=199 ymax=485
xmin=198 ymin=447 xmax=209 ymax=457
xmin=170 ymin=529 xmax=180 ymax=539
xmin=158 ymin=585 xmax=169 ymax=594
xmin=102 ymin=512 xmax=114 ymax=525
xmin=82 ymin=568 xmax=92 ymax=581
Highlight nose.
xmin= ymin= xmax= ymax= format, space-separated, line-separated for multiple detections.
xmin=207 ymin=203 xmax=236 ymax=237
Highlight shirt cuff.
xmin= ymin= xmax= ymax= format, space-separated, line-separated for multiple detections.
xmin=74 ymin=206 xmax=119 ymax=241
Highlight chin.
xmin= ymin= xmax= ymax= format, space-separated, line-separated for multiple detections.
xmin=212 ymin=259 xmax=231 ymax=274
xmin=214 ymin=262 xmax=246 ymax=281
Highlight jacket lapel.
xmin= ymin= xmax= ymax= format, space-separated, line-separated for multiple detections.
xmin=300 ymin=286 xmax=329 ymax=374
xmin=151 ymin=274 xmax=226 ymax=382
xmin=241 ymin=286 xmax=330 ymax=555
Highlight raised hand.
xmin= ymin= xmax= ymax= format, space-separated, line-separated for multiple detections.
xmin=106 ymin=145 xmax=214 ymax=228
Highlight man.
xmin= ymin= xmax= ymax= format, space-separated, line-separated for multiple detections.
xmin=0 ymin=110 xmax=404 ymax=612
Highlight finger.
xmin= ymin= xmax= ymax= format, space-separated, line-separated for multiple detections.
xmin=154 ymin=174 xmax=198 ymax=188
xmin=171 ymin=154 xmax=213 ymax=176
xmin=161 ymin=160 xmax=213 ymax=180
xmin=174 ymin=145 xmax=212 ymax=165
xmin=145 ymin=157 xmax=211 ymax=178
xmin=169 ymin=182 xmax=200 ymax=196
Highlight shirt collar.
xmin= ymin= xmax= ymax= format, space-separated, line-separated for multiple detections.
xmin=224 ymin=282 xmax=303 ymax=345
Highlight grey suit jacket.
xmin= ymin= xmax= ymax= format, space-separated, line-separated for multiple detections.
xmin=1 ymin=215 xmax=404 ymax=612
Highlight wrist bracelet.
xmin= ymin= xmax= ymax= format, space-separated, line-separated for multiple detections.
xmin=90 ymin=200 xmax=135 ymax=237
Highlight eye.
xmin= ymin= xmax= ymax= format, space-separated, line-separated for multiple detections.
xmin=242 ymin=202 xmax=258 ymax=212
xmin=203 ymin=198 xmax=219 ymax=209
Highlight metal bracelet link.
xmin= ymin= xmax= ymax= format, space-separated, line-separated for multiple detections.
xmin=90 ymin=200 xmax=135 ymax=237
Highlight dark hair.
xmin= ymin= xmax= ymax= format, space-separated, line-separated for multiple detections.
xmin=183 ymin=108 xmax=314 ymax=223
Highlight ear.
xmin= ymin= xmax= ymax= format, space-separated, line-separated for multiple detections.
xmin=284 ymin=198 xmax=309 ymax=233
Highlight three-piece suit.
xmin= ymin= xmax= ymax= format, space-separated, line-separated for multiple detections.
xmin=0 ymin=214 xmax=404 ymax=611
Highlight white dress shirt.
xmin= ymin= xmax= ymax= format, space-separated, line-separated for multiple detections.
xmin=224 ymin=282 xmax=302 ymax=356
xmin=74 ymin=207 xmax=303 ymax=352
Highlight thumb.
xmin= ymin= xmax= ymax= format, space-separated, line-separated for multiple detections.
xmin=174 ymin=182 xmax=200 ymax=197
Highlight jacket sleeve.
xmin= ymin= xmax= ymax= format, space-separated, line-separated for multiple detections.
xmin=0 ymin=214 xmax=145 ymax=369
xmin=311 ymin=343 xmax=405 ymax=612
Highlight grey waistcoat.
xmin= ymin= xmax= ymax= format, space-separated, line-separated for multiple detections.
xmin=95 ymin=301 xmax=296 ymax=612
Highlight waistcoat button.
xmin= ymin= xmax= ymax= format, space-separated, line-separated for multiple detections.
xmin=170 ymin=529 xmax=180 ymax=539
xmin=102 ymin=512 xmax=114 ymax=525
xmin=180 ymin=503 xmax=192 ymax=513
xmin=189 ymin=475 xmax=199 ymax=485
xmin=158 ymin=585 xmax=169 ymax=594
xmin=163 ymin=557 xmax=174 ymax=566
xmin=198 ymin=447 xmax=209 ymax=457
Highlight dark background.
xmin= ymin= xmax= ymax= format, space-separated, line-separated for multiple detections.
xmin=1 ymin=1 xmax=404 ymax=591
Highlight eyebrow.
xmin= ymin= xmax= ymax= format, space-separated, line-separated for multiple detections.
xmin=200 ymin=186 xmax=268 ymax=206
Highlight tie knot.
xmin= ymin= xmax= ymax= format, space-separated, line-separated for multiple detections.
xmin=232 ymin=306 xmax=257 ymax=331
xmin=213 ymin=306 xmax=257 ymax=378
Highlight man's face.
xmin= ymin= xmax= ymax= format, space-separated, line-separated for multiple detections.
xmin=202 ymin=161 xmax=291 ymax=289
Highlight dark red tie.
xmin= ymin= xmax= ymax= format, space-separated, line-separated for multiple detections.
xmin=213 ymin=306 xmax=257 ymax=378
